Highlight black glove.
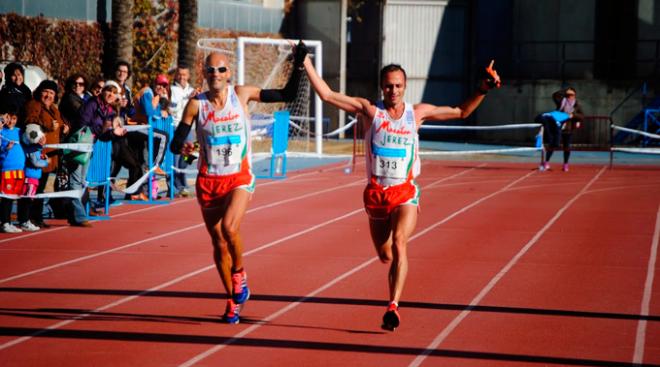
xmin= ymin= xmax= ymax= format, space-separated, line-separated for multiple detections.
xmin=293 ymin=40 xmax=309 ymax=68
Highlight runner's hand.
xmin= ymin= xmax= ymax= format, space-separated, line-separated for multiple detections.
xmin=182 ymin=141 xmax=195 ymax=156
xmin=293 ymin=40 xmax=309 ymax=68
xmin=482 ymin=60 xmax=501 ymax=89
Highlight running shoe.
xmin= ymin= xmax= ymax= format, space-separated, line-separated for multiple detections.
xmin=381 ymin=302 xmax=400 ymax=331
xmin=19 ymin=221 xmax=40 ymax=232
xmin=562 ymin=163 xmax=569 ymax=172
xmin=2 ymin=222 xmax=22 ymax=233
xmin=222 ymin=299 xmax=241 ymax=324
xmin=231 ymin=269 xmax=250 ymax=304
xmin=544 ymin=162 xmax=551 ymax=171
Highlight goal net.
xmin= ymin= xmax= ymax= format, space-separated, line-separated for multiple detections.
xmin=196 ymin=37 xmax=324 ymax=156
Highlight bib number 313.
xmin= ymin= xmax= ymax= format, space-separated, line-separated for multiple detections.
xmin=373 ymin=155 xmax=406 ymax=178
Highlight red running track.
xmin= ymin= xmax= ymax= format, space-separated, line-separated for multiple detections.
xmin=0 ymin=160 xmax=659 ymax=366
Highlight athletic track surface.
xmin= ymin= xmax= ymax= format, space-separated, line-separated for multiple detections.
xmin=0 ymin=159 xmax=659 ymax=366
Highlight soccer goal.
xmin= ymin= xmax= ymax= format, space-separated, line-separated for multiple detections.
xmin=196 ymin=37 xmax=324 ymax=156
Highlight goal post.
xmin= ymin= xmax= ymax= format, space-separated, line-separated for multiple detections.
xmin=197 ymin=36 xmax=325 ymax=155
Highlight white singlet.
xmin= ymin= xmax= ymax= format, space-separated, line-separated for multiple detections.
xmin=365 ymin=101 xmax=419 ymax=187
xmin=196 ymin=86 xmax=252 ymax=176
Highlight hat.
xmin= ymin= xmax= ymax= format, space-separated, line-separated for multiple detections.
xmin=37 ymin=80 xmax=59 ymax=94
xmin=155 ymin=74 xmax=169 ymax=86
xmin=103 ymin=80 xmax=121 ymax=92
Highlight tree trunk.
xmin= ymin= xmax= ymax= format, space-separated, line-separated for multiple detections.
xmin=178 ymin=0 xmax=198 ymax=80
xmin=111 ymin=0 xmax=134 ymax=68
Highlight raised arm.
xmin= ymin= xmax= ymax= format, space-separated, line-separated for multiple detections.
xmin=236 ymin=41 xmax=308 ymax=105
xmin=415 ymin=60 xmax=501 ymax=124
xmin=302 ymin=53 xmax=373 ymax=116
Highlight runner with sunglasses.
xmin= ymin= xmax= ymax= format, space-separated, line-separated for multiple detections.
xmin=170 ymin=45 xmax=307 ymax=324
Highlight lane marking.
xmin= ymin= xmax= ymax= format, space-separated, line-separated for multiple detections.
xmin=0 ymin=179 xmax=365 ymax=284
xmin=0 ymin=166 xmax=483 ymax=353
xmin=0 ymin=166 xmax=346 ymax=245
xmin=633 ymin=203 xmax=660 ymax=364
xmin=178 ymin=168 xmax=535 ymax=366
xmin=408 ymin=166 xmax=607 ymax=367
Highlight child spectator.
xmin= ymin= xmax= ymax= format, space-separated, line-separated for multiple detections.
xmin=21 ymin=124 xmax=49 ymax=223
xmin=0 ymin=105 xmax=35 ymax=232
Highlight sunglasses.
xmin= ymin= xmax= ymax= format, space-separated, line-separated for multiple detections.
xmin=206 ymin=66 xmax=228 ymax=74
xmin=75 ymin=81 xmax=85 ymax=86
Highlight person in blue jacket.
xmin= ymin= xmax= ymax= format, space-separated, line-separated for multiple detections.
xmin=0 ymin=104 xmax=38 ymax=232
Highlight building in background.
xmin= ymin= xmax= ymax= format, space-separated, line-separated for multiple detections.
xmin=3 ymin=0 xmax=658 ymax=141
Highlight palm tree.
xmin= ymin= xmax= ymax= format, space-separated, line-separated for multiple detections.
xmin=178 ymin=0 xmax=197 ymax=80
xmin=111 ymin=0 xmax=134 ymax=69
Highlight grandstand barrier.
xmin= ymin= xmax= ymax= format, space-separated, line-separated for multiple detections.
xmin=257 ymin=110 xmax=289 ymax=179
xmin=85 ymin=140 xmax=113 ymax=220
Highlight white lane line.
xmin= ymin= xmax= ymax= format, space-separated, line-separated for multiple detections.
xmin=0 ymin=167 xmax=341 ymax=245
xmin=0 ymin=166 xmax=482 ymax=353
xmin=0 ymin=179 xmax=365 ymax=285
xmin=408 ymin=166 xmax=607 ymax=367
xmin=178 ymin=168 xmax=535 ymax=366
xmin=633 ymin=203 xmax=660 ymax=364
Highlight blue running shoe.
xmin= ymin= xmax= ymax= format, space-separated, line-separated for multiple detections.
xmin=222 ymin=299 xmax=241 ymax=324
xmin=232 ymin=269 xmax=250 ymax=304
xmin=381 ymin=302 xmax=400 ymax=331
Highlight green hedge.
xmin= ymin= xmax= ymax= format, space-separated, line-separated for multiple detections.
xmin=0 ymin=13 xmax=104 ymax=85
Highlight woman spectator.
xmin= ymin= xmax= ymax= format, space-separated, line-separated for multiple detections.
xmin=86 ymin=78 xmax=104 ymax=99
xmin=133 ymin=74 xmax=171 ymax=174
xmin=23 ymin=80 xmax=70 ymax=228
xmin=0 ymin=63 xmax=32 ymax=115
xmin=59 ymin=74 xmax=88 ymax=126
xmin=129 ymin=74 xmax=171 ymax=199
xmin=90 ymin=81 xmax=144 ymax=201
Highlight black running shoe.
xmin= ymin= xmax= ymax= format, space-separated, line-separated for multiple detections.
xmin=381 ymin=302 xmax=400 ymax=331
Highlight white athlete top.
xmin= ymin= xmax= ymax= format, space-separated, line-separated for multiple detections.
xmin=196 ymin=86 xmax=251 ymax=176
xmin=365 ymin=101 xmax=420 ymax=186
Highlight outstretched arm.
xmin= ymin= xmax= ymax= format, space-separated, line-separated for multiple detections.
xmin=303 ymin=54 xmax=373 ymax=116
xmin=237 ymin=41 xmax=308 ymax=104
xmin=416 ymin=60 xmax=501 ymax=124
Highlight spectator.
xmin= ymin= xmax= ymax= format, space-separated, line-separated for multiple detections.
xmin=131 ymin=74 xmax=171 ymax=199
xmin=0 ymin=104 xmax=33 ymax=233
xmin=114 ymin=60 xmax=135 ymax=121
xmin=21 ymin=124 xmax=48 ymax=230
xmin=59 ymin=74 xmax=88 ymax=126
xmin=84 ymin=81 xmax=143 ymax=202
xmin=169 ymin=64 xmax=198 ymax=197
xmin=23 ymin=80 xmax=70 ymax=228
xmin=87 ymin=78 xmax=104 ymax=99
xmin=537 ymin=87 xmax=584 ymax=172
xmin=0 ymin=63 xmax=32 ymax=116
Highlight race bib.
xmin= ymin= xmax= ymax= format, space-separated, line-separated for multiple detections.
xmin=207 ymin=135 xmax=242 ymax=166
xmin=372 ymin=145 xmax=407 ymax=179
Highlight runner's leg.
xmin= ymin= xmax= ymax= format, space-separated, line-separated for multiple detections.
xmin=389 ymin=204 xmax=417 ymax=304
xmin=221 ymin=189 xmax=251 ymax=272
xmin=201 ymin=204 xmax=232 ymax=296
